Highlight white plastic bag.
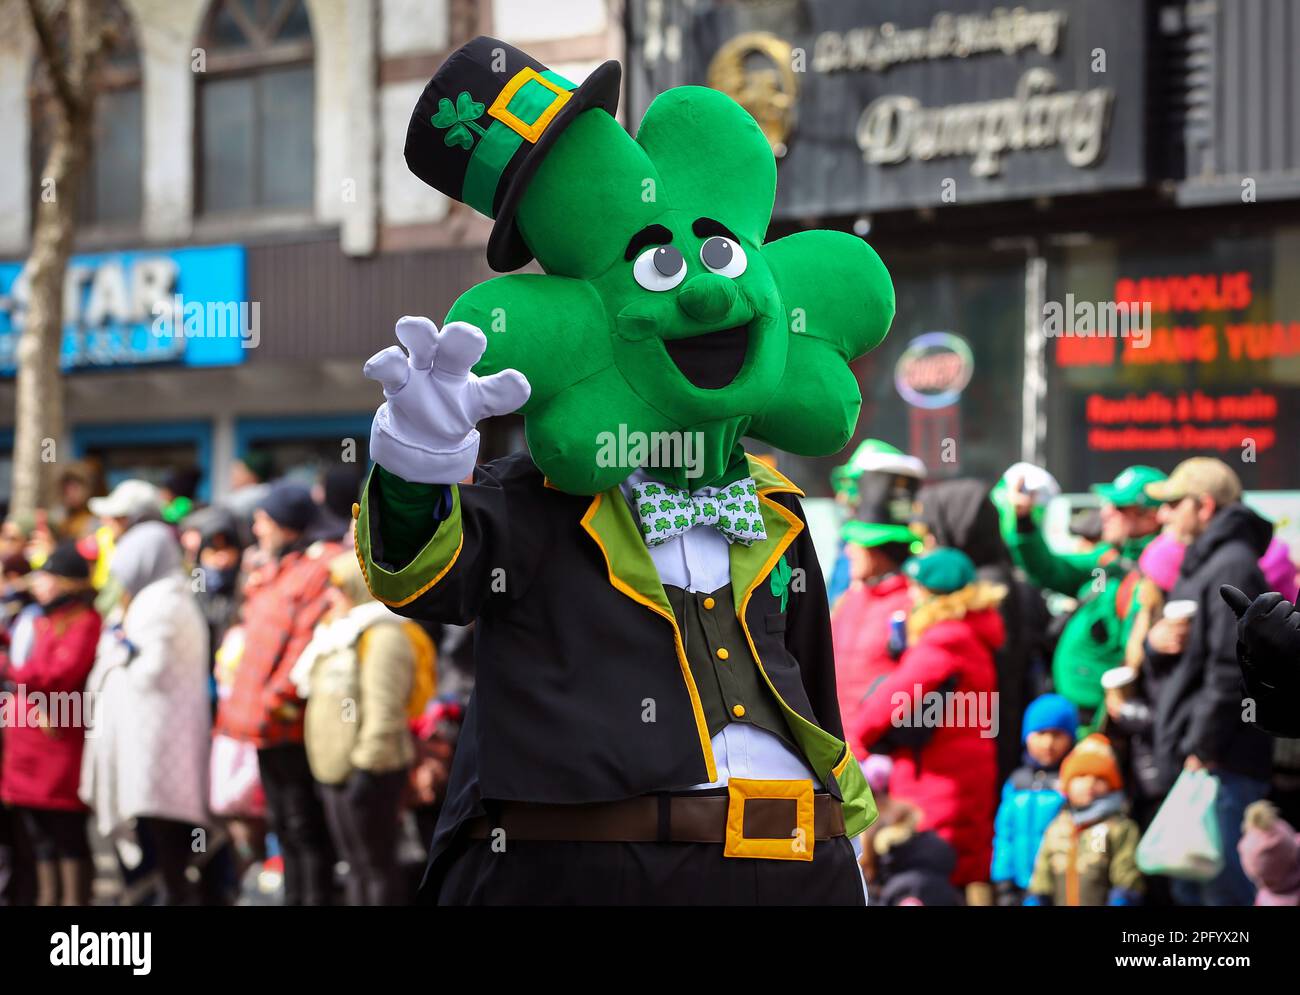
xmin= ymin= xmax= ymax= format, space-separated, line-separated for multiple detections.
xmin=1136 ymin=769 xmax=1223 ymax=881
xmin=209 ymin=733 xmax=265 ymax=818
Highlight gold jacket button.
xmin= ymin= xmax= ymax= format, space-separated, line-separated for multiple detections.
xmin=732 ymin=704 xmax=746 ymax=718
xmin=351 ymin=502 xmax=360 ymax=520
xmin=716 ymin=647 xmax=729 ymax=660
xmin=702 ymin=596 xmax=716 ymax=610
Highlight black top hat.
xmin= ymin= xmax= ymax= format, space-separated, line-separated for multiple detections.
xmin=404 ymin=36 xmax=621 ymax=272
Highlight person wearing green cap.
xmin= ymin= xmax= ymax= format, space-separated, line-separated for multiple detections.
xmin=827 ymin=438 xmax=925 ymax=604
xmin=1005 ymin=465 xmax=1166 ymax=723
xmin=829 ymin=440 xmax=925 ymax=736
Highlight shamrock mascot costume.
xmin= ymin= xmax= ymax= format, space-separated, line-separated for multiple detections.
xmin=356 ymin=37 xmax=895 ymax=905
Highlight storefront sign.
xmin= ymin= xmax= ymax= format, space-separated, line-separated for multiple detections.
xmin=895 ymin=331 xmax=974 ymax=408
xmin=0 ymin=244 xmax=248 ymax=375
xmin=1047 ymin=234 xmax=1300 ymax=491
xmin=813 ymin=7 xmax=1067 ymax=74
xmin=628 ymin=0 xmax=1145 ymax=216
xmin=857 ymin=68 xmax=1112 ymax=177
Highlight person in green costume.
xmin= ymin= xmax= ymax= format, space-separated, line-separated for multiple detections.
xmin=355 ymin=38 xmax=893 ymax=905
xmin=1004 ymin=465 xmax=1166 ymax=728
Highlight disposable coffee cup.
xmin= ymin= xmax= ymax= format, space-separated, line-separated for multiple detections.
xmin=1163 ymin=600 xmax=1198 ymax=622
xmin=1003 ymin=461 xmax=1060 ymax=507
xmin=1101 ymin=666 xmax=1138 ymax=691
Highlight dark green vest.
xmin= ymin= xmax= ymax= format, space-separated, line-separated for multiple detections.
xmin=664 ymin=583 xmax=796 ymax=750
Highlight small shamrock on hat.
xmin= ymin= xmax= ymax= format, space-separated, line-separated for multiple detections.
xmin=431 ymin=91 xmax=488 ymax=150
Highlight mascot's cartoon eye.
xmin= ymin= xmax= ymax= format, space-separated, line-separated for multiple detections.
xmin=633 ymin=245 xmax=687 ymax=292
xmin=699 ymin=236 xmax=747 ymax=278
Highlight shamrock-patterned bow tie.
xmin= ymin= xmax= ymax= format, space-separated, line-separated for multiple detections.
xmin=631 ymin=477 xmax=767 ymax=548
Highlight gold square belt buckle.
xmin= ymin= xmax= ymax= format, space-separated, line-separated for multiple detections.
xmin=723 ymin=778 xmax=815 ymax=862
xmin=488 ymin=67 xmax=571 ymax=143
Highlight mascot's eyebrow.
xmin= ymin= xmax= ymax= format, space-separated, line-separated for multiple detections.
xmin=692 ymin=218 xmax=739 ymax=241
xmin=624 ymin=224 xmax=673 ymax=261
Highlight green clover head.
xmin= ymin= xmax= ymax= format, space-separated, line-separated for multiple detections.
xmin=446 ymin=86 xmax=894 ymax=494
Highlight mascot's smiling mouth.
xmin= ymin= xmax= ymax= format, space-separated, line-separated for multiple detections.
xmin=662 ymin=322 xmax=750 ymax=390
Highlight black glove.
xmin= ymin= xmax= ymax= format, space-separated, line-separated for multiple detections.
xmin=1220 ymin=585 xmax=1300 ymax=737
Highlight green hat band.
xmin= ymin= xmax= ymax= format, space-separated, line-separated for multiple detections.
xmin=462 ymin=69 xmax=575 ymax=218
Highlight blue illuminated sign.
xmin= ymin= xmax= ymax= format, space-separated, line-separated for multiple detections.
xmin=0 ymin=244 xmax=249 ymax=375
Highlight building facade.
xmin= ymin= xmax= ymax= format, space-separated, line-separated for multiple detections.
xmin=627 ymin=0 xmax=1300 ymax=546
xmin=0 ymin=0 xmax=622 ymax=500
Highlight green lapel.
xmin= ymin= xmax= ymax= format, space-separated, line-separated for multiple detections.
xmin=579 ymin=475 xmax=717 ymax=782
xmin=728 ymin=455 xmax=805 ymax=614
xmin=580 ymin=485 xmax=673 ymax=621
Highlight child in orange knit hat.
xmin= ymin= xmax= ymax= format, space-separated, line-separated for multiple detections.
xmin=1026 ymin=734 xmax=1144 ymax=906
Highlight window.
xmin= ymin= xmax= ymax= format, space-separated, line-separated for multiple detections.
xmin=196 ymin=0 xmax=314 ymax=215
xmin=29 ymin=0 xmax=142 ymax=228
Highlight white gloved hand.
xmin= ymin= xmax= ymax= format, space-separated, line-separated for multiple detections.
xmin=364 ymin=317 xmax=531 ymax=484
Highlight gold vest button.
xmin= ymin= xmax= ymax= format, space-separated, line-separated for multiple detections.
xmin=732 ymin=704 xmax=746 ymax=718
xmin=702 ymin=596 xmax=716 ymax=610
xmin=716 ymin=647 xmax=729 ymax=660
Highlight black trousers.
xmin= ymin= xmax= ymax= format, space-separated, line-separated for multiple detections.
xmin=13 ymin=807 xmax=90 ymax=862
xmin=135 ymin=817 xmax=200 ymax=906
xmin=321 ymin=769 xmax=407 ymax=906
xmin=257 ymin=745 xmax=334 ymax=906
xmin=435 ymin=834 xmax=866 ymax=906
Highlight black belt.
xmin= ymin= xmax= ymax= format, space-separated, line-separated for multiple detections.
xmin=465 ymin=790 xmax=845 ymax=845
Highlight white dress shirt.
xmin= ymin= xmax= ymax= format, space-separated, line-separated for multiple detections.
xmin=619 ymin=469 xmax=821 ymax=789
xmin=619 ymin=469 xmax=867 ymax=900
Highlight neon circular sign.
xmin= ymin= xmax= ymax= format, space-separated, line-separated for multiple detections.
xmin=894 ymin=332 xmax=975 ymax=409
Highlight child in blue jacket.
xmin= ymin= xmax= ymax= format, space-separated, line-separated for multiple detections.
xmin=991 ymin=694 xmax=1076 ymax=905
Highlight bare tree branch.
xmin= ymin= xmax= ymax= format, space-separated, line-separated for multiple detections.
xmin=66 ymin=0 xmax=114 ymax=101
xmin=11 ymin=0 xmax=111 ymax=517
xmin=24 ymin=0 xmax=77 ymax=115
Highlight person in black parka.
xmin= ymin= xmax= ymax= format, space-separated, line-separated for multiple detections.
xmin=1142 ymin=458 xmax=1275 ymax=906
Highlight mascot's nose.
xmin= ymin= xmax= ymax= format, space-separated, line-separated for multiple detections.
xmin=675 ymin=275 xmax=737 ymax=324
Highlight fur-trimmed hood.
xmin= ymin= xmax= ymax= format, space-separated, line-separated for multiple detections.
xmin=907 ymin=580 xmax=1007 ymax=646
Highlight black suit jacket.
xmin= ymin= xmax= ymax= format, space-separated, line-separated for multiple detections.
xmin=355 ymin=452 xmax=876 ymax=896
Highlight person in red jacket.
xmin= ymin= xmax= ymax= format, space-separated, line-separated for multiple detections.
xmin=846 ymin=547 xmax=1003 ymax=900
xmin=829 ymin=440 xmax=925 ymax=745
xmin=214 ymin=482 xmax=340 ymax=905
xmin=0 ymin=542 xmax=101 ymax=905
